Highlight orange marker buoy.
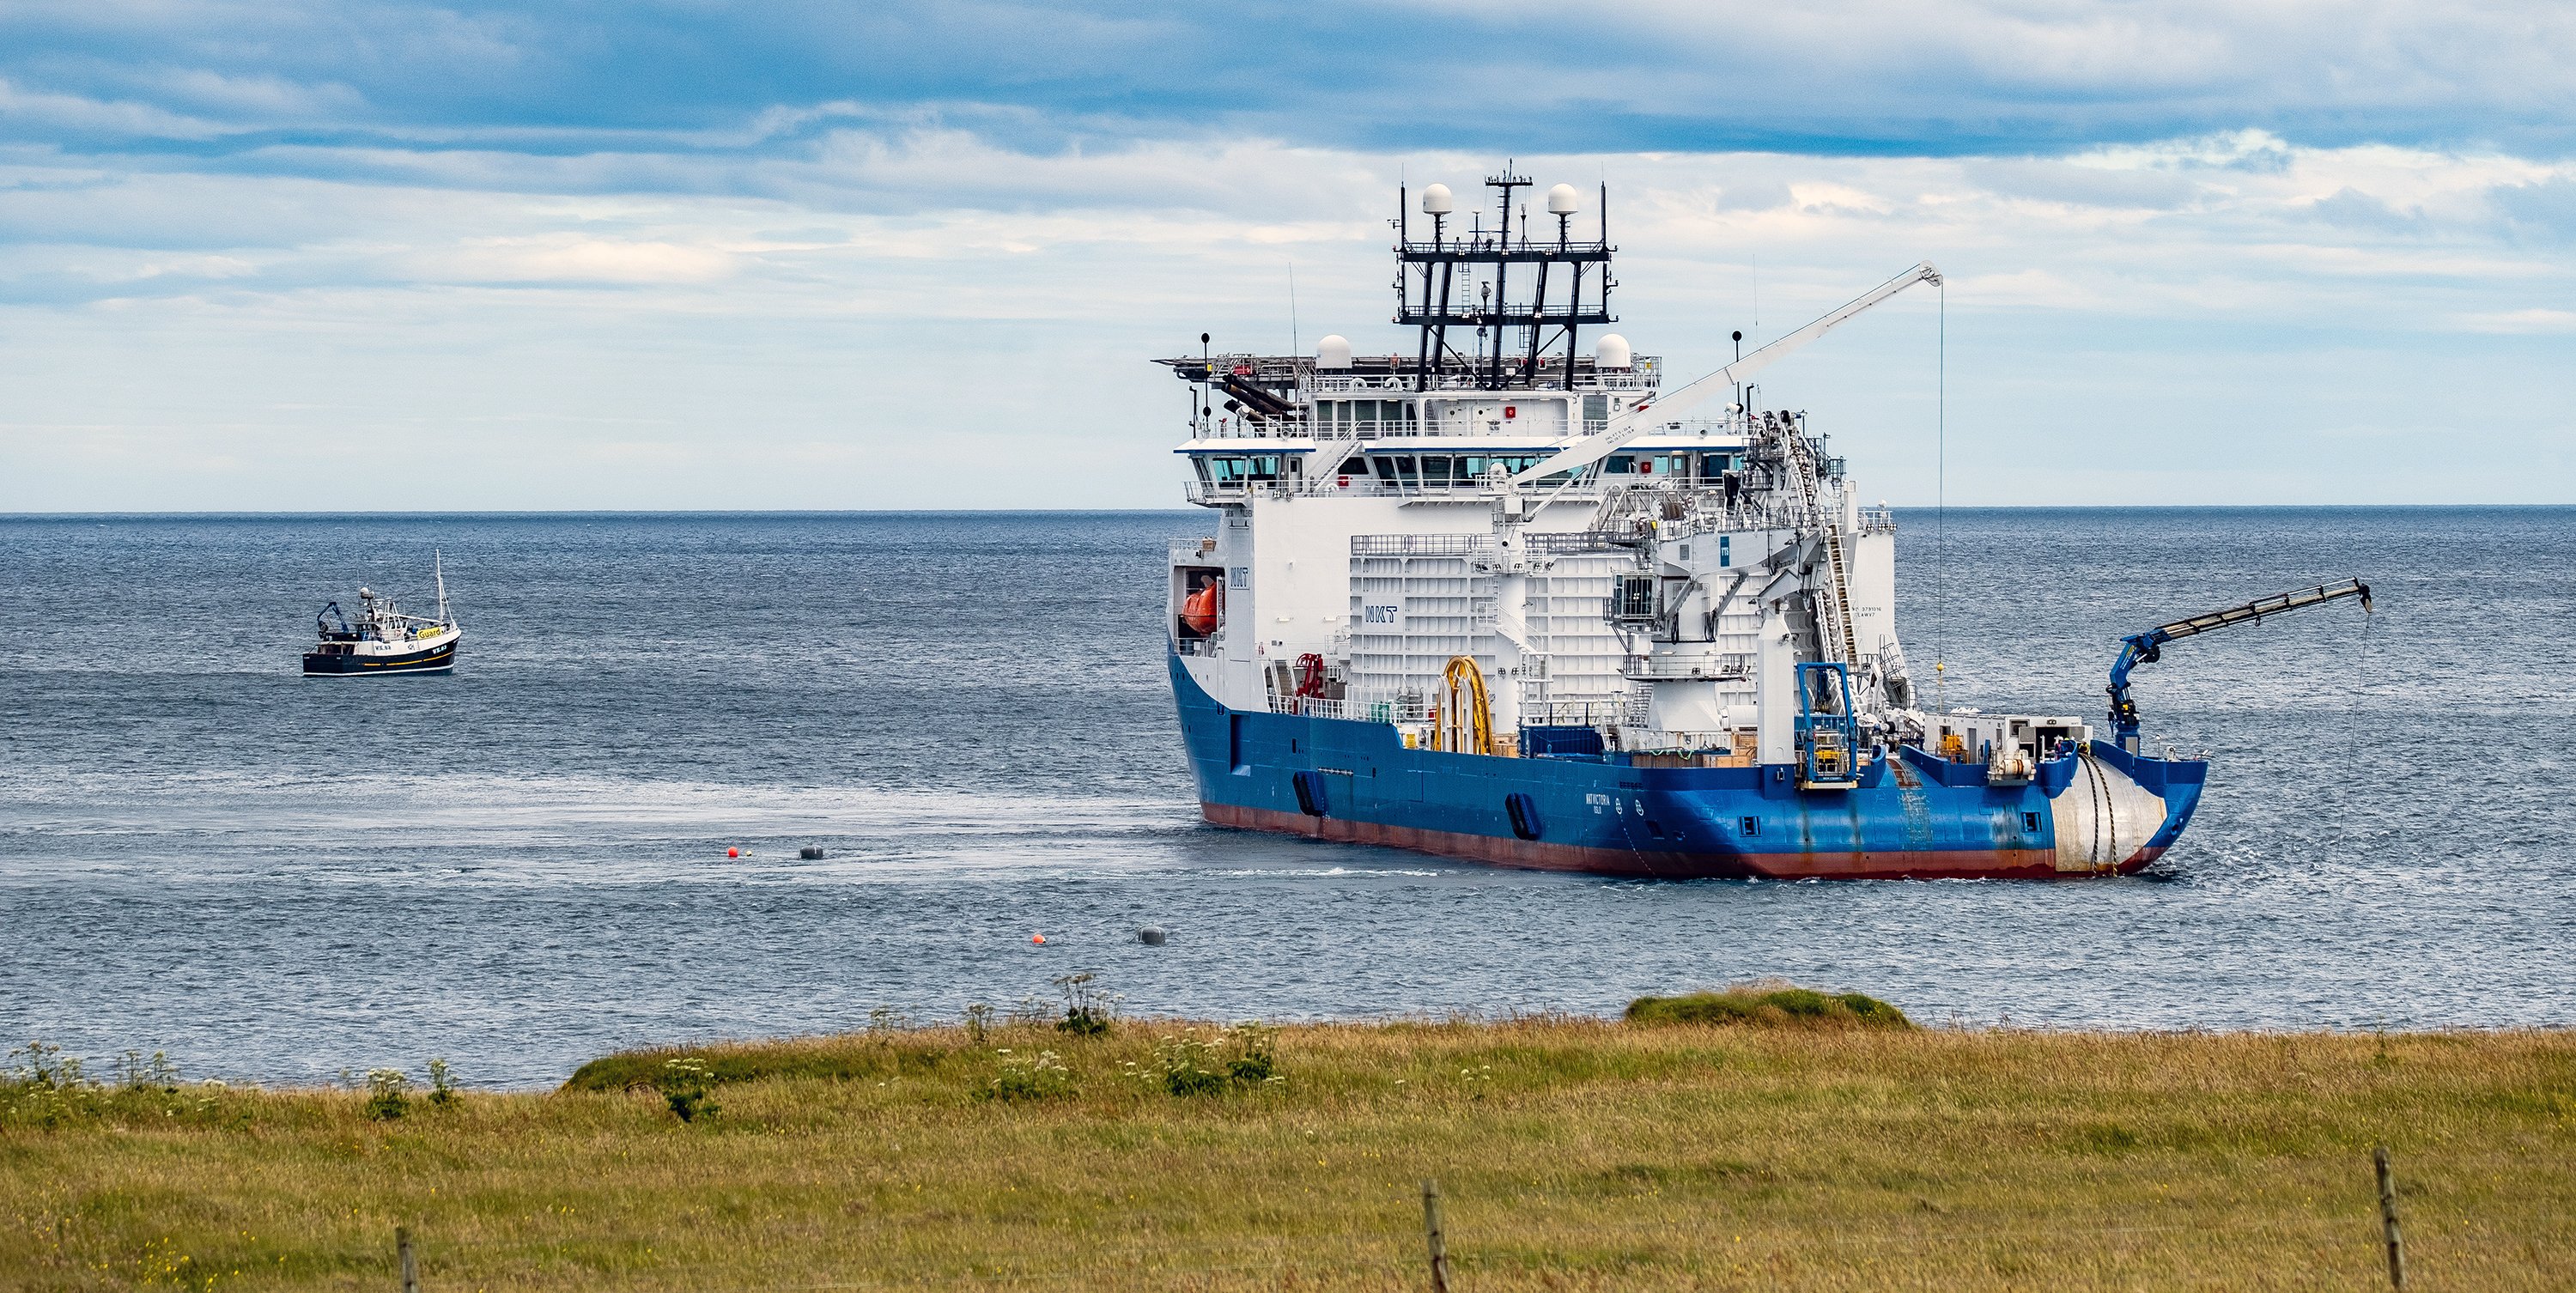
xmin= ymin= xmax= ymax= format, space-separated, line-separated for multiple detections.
xmin=726 ymin=847 xmax=740 ymax=858
xmin=1031 ymin=933 xmax=1045 ymax=944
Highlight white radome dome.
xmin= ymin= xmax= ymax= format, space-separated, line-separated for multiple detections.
xmin=1419 ymin=184 xmax=1455 ymax=216
xmin=1315 ymin=334 xmax=1353 ymax=369
xmin=1595 ymin=333 xmax=1632 ymax=369
xmin=1546 ymin=183 xmax=1581 ymax=215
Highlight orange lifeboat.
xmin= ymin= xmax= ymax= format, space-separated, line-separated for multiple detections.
xmin=1181 ymin=581 xmax=1223 ymax=635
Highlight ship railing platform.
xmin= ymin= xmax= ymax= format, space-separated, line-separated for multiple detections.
xmin=1188 ymin=408 xmax=1759 ymax=444
xmin=1266 ymin=693 xmax=1424 ymax=723
xmin=1308 ymin=362 xmax=1661 ymax=395
xmin=1267 ymin=691 xmax=1649 ymax=734
xmin=1622 ymin=653 xmax=1753 ymax=682
xmin=1350 ymin=530 xmax=1649 ymax=558
xmin=1186 ymin=476 xmax=1617 ymax=505
xmin=1521 ymin=695 xmax=1649 ymax=729
xmin=1168 ymin=352 xmax=1662 ymax=395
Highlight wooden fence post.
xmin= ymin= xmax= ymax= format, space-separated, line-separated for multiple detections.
xmin=1420 ymin=1179 xmax=1449 ymax=1293
xmin=2373 ymin=1145 xmax=2405 ymax=1290
xmin=397 ymin=1224 xmax=420 ymax=1293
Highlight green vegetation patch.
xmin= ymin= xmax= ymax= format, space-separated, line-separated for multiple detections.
xmin=8 ymin=1023 xmax=2574 ymax=1291
xmin=1624 ymin=984 xmax=1914 ymax=1030
xmin=562 ymin=1034 xmax=955 ymax=1092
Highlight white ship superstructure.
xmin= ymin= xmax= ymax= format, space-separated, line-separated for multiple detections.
xmin=1170 ymin=171 xmax=1974 ymax=770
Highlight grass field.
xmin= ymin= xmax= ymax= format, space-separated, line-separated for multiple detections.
xmin=4 ymin=1007 xmax=2573 ymax=1290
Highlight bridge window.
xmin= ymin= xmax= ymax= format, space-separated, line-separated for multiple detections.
xmin=1206 ymin=455 xmax=1285 ymax=483
xmin=1321 ymin=399 xmax=1419 ymax=435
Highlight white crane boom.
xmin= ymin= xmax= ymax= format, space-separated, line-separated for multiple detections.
xmin=1508 ymin=261 xmax=1942 ymax=486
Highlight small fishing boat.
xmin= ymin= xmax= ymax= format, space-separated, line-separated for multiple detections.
xmin=303 ymin=554 xmax=461 ymax=677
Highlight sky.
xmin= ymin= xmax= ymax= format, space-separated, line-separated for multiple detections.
xmin=2 ymin=1 xmax=2572 ymax=510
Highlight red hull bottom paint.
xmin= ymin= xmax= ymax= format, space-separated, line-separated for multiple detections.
xmin=1204 ymin=802 xmax=2159 ymax=882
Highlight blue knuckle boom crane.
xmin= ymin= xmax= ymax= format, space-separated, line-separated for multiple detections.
xmin=2107 ymin=579 xmax=2374 ymax=750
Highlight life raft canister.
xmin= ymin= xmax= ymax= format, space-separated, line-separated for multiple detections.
xmin=1182 ymin=582 xmax=1223 ymax=635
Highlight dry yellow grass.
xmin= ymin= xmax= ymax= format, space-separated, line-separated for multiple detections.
xmin=5 ymin=1020 xmax=2573 ymax=1290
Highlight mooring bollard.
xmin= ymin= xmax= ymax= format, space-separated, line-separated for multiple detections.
xmin=2374 ymin=1145 xmax=2406 ymax=1289
xmin=396 ymin=1224 xmax=420 ymax=1293
xmin=1420 ymin=1179 xmax=1449 ymax=1293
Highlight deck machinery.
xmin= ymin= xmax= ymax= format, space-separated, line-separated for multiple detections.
xmin=1161 ymin=173 xmax=2371 ymax=879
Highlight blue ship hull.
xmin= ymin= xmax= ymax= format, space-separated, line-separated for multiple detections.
xmin=1173 ymin=655 xmax=2206 ymax=880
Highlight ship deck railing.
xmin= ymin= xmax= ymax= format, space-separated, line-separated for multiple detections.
xmin=1186 ymin=477 xmax=1617 ymax=505
xmin=1267 ymin=694 xmax=1423 ymax=723
xmin=1189 ymin=410 xmax=1759 ymax=444
xmin=1521 ymin=696 xmax=1650 ymax=729
xmin=1622 ymin=653 xmax=1753 ymax=682
xmin=1349 ymin=529 xmax=1649 ymax=557
xmin=1308 ymin=363 xmax=1661 ymax=395
xmin=1267 ymin=691 xmax=1656 ymax=743
xmin=1175 ymin=353 xmax=1662 ymax=393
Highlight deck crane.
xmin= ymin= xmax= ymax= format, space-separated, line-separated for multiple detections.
xmin=1508 ymin=261 xmax=1942 ymax=486
xmin=2107 ymin=579 xmax=2374 ymax=750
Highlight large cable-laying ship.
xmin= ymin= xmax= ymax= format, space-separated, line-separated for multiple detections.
xmin=1162 ymin=170 xmax=2368 ymax=879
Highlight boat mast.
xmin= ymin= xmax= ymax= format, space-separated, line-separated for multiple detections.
xmin=434 ymin=549 xmax=449 ymax=624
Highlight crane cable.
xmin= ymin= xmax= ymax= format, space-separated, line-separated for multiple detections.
xmin=1934 ymin=277 xmax=1947 ymax=716
xmin=2336 ymin=596 xmax=2377 ymax=855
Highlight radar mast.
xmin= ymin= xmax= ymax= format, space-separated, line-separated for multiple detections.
xmin=1396 ymin=163 xmax=1616 ymax=392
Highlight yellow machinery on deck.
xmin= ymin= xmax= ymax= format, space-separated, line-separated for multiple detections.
xmin=1431 ymin=656 xmax=1493 ymax=755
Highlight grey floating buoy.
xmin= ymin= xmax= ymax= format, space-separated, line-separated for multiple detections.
xmin=1139 ymin=926 xmax=1167 ymax=946
xmin=799 ymin=846 xmax=825 ymax=860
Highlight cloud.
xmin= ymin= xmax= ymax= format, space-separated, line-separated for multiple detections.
xmin=0 ymin=4 xmax=2570 ymax=509
xmin=2305 ymin=187 xmax=2425 ymax=233
xmin=2452 ymin=307 xmax=2576 ymax=334
xmin=4 ymin=2 xmax=2576 ymax=162
xmin=2493 ymin=178 xmax=2576 ymax=238
xmin=424 ymin=234 xmax=736 ymax=285
xmin=0 ymin=76 xmax=233 ymax=140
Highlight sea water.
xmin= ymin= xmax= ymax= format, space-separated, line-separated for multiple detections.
xmin=2 ymin=508 xmax=2569 ymax=1086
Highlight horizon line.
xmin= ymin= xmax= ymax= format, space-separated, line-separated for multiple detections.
xmin=3 ymin=503 xmax=2570 ymax=519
